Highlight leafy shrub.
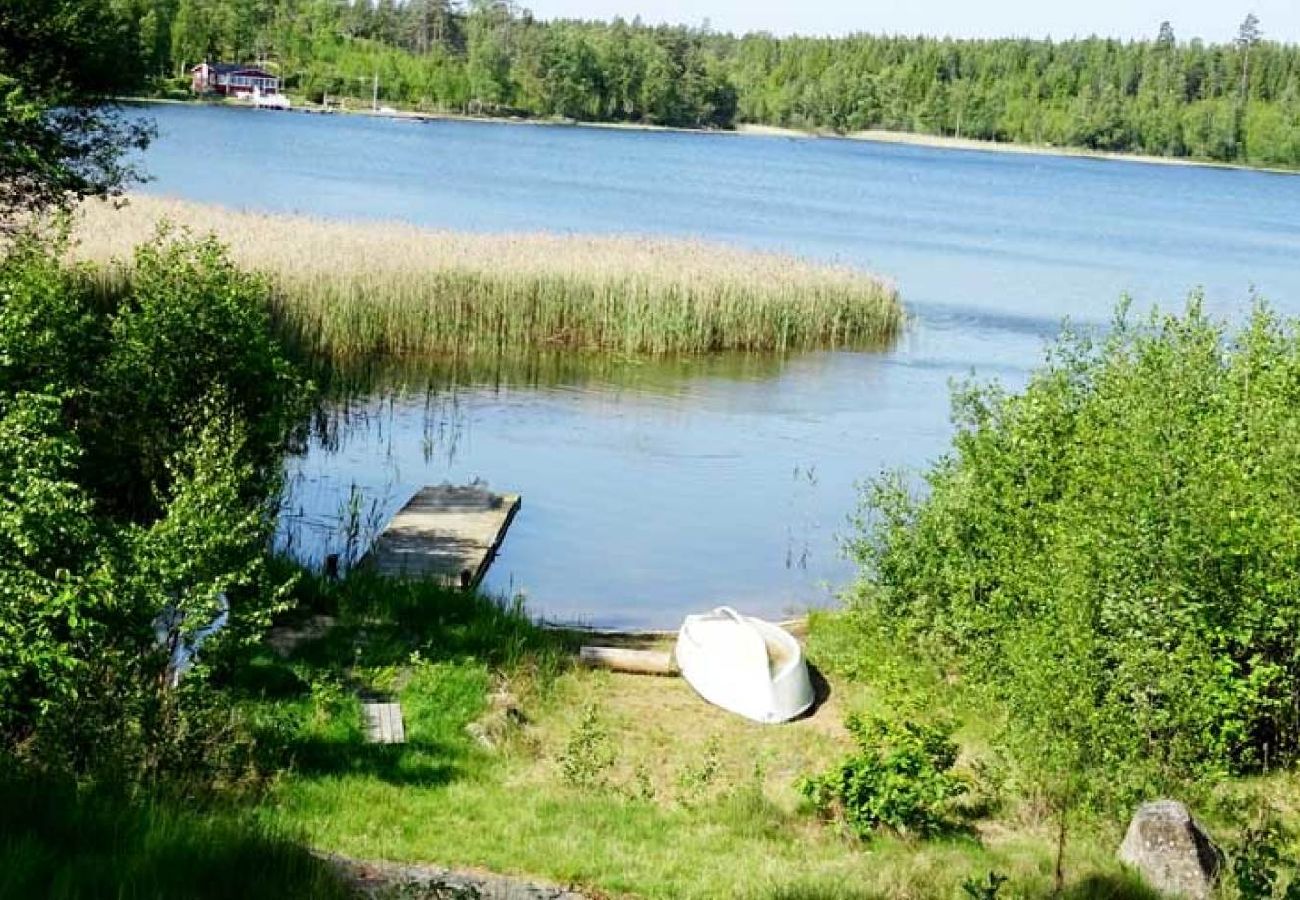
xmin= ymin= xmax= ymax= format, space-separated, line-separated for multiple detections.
xmin=88 ymin=228 xmax=304 ymax=519
xmin=0 ymin=233 xmax=105 ymax=396
xmin=675 ymin=735 xmax=723 ymax=807
xmin=798 ymin=715 xmax=965 ymax=839
xmin=628 ymin=763 xmax=657 ymax=803
xmin=0 ymin=393 xmax=105 ymax=750
xmin=0 ymin=231 xmax=303 ymax=783
xmin=2 ymin=230 xmax=304 ymax=520
xmin=961 ymin=872 xmax=1009 ymax=900
xmin=559 ymin=704 xmax=616 ymax=790
xmin=851 ymin=300 xmax=1300 ymax=792
xmin=1232 ymin=814 xmax=1300 ymax=900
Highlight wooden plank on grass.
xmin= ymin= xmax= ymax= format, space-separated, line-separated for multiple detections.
xmin=362 ymin=701 xmax=406 ymax=744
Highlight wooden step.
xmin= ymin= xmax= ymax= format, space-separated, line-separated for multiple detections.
xmin=362 ymin=701 xmax=406 ymax=744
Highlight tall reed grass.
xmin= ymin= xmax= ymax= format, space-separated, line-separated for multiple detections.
xmin=73 ymin=196 xmax=903 ymax=359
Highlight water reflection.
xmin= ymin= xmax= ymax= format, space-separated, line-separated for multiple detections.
xmin=276 ymin=347 xmax=930 ymax=629
xmin=280 ymin=351 xmax=804 ymax=566
xmin=306 ymin=347 xmax=810 ymax=399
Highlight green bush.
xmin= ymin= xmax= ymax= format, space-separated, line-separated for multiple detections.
xmin=798 ymin=715 xmax=965 ymax=839
xmin=0 ymin=393 xmax=106 ymax=750
xmin=89 ymin=229 xmax=304 ymax=519
xmin=559 ymin=704 xmax=617 ymax=790
xmin=851 ymin=300 xmax=1300 ymax=794
xmin=961 ymin=872 xmax=1009 ymax=900
xmin=2 ymin=229 xmax=304 ymax=520
xmin=0 ymin=231 xmax=303 ymax=782
xmin=1231 ymin=814 xmax=1300 ymax=900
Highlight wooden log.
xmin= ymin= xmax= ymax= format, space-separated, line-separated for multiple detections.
xmin=579 ymin=646 xmax=678 ymax=676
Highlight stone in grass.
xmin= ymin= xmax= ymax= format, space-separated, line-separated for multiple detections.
xmin=465 ymin=687 xmax=529 ymax=750
xmin=1118 ymin=799 xmax=1224 ymax=900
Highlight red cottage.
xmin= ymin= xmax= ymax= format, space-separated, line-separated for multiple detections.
xmin=191 ymin=63 xmax=280 ymax=97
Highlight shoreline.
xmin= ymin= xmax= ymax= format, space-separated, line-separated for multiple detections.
xmin=839 ymin=127 xmax=1300 ymax=176
xmin=119 ymin=96 xmax=1299 ymax=177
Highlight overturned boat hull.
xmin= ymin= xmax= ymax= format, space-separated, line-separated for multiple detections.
xmin=674 ymin=607 xmax=814 ymax=724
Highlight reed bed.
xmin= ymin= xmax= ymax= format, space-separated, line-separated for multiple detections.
xmin=73 ymin=195 xmax=903 ymax=359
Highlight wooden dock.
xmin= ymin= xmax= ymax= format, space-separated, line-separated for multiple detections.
xmin=365 ymin=485 xmax=521 ymax=588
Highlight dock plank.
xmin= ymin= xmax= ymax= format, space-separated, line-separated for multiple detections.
xmin=365 ymin=485 xmax=520 ymax=588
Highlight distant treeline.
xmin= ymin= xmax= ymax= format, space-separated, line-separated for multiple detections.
xmin=117 ymin=1 xmax=1300 ymax=166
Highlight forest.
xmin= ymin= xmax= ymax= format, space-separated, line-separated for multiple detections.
xmin=111 ymin=1 xmax=1300 ymax=166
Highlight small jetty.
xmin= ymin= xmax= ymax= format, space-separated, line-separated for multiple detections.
xmin=364 ymin=485 xmax=521 ymax=588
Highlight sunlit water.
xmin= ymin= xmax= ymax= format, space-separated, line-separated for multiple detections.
xmin=130 ymin=104 xmax=1300 ymax=627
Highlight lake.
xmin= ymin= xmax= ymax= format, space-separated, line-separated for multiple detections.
xmin=130 ymin=103 xmax=1300 ymax=628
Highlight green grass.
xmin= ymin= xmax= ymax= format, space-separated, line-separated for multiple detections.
xmin=73 ymin=195 xmax=904 ymax=359
xmin=228 ymin=568 xmax=571 ymax=785
xmin=229 ymin=578 xmax=1205 ymax=900
xmin=263 ymin=744 xmax=1166 ymax=899
xmin=0 ymin=774 xmax=349 ymax=900
xmin=15 ymin=567 xmax=1292 ymax=899
xmin=23 ymin=564 xmax=1280 ymax=899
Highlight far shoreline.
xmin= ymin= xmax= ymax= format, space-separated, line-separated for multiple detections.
xmin=836 ymin=127 xmax=1300 ymax=177
xmin=119 ymin=96 xmax=1300 ymax=177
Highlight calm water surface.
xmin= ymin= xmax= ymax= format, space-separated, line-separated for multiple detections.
xmin=132 ymin=104 xmax=1300 ymax=627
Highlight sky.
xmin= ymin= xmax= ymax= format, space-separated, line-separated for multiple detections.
xmin=521 ymin=0 xmax=1300 ymax=43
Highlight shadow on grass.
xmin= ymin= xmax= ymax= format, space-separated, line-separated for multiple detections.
xmin=0 ymin=771 xmax=348 ymax=900
xmin=793 ymin=663 xmax=834 ymax=721
xmin=281 ymin=734 xmax=465 ymax=788
xmin=215 ymin=564 xmax=570 ymax=791
xmin=754 ymin=881 xmax=891 ymax=900
xmin=1062 ymin=873 xmax=1162 ymax=900
xmin=230 ymin=653 xmax=313 ymax=698
xmin=265 ymin=565 xmax=574 ymax=673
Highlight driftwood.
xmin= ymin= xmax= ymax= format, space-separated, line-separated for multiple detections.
xmin=578 ymin=646 xmax=678 ymax=676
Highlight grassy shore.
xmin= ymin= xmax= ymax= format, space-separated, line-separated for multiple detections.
xmin=9 ymin=562 xmax=1293 ymax=899
xmin=73 ymin=196 xmax=903 ymax=359
xmin=226 ymin=571 xmax=1300 ymax=900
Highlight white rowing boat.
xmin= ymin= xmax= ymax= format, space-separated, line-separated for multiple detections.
xmin=674 ymin=607 xmax=814 ymax=724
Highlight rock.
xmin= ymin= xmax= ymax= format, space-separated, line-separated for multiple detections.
xmin=1118 ymin=800 xmax=1223 ymax=900
xmin=488 ymin=686 xmax=528 ymax=724
xmin=324 ymin=851 xmax=588 ymax=899
xmin=465 ymin=686 xmax=530 ymax=750
xmin=465 ymin=720 xmax=496 ymax=750
xmin=265 ymin=614 xmax=336 ymax=658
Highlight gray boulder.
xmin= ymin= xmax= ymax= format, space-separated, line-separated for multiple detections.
xmin=1118 ymin=800 xmax=1223 ymax=899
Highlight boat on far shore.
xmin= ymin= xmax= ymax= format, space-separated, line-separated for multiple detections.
xmin=251 ymin=88 xmax=292 ymax=110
